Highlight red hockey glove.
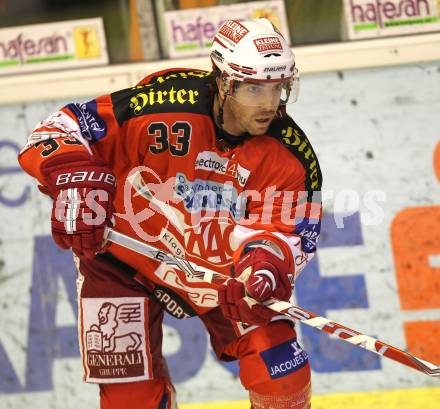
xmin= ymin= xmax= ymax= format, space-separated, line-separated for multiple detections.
xmin=218 ymin=247 xmax=293 ymax=326
xmin=218 ymin=278 xmax=278 ymax=326
xmin=40 ymin=150 xmax=116 ymax=258
xmin=239 ymin=247 xmax=293 ymax=302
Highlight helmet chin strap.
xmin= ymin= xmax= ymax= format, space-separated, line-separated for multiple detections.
xmin=216 ymin=75 xmax=235 ymax=130
xmin=216 ymin=93 xmax=228 ymax=130
xmin=215 ymin=92 xmax=251 ymax=145
xmin=215 ymin=79 xmax=251 ymax=144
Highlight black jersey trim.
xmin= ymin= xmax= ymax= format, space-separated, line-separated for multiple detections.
xmin=268 ymin=115 xmax=322 ymax=192
xmin=111 ymin=69 xmax=214 ymax=126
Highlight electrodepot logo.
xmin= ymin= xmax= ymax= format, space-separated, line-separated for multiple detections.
xmin=194 ymin=151 xmax=250 ymax=186
xmin=253 ymin=36 xmax=283 ymax=53
xmin=218 ymin=20 xmax=249 ymax=44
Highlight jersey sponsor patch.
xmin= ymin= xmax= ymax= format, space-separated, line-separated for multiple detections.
xmin=174 ymin=172 xmax=245 ymax=221
xmin=195 ymin=151 xmax=250 ymax=186
xmin=294 ymin=218 xmax=321 ymax=254
xmin=80 ymin=297 xmax=151 ymax=383
xmin=153 ymin=285 xmax=197 ymax=319
xmin=154 ymin=265 xmax=218 ymax=308
xmin=260 ymin=339 xmax=309 ymax=380
xmin=270 ymin=118 xmax=322 ymax=192
xmin=111 ymin=75 xmax=211 ymax=124
xmin=159 ymin=228 xmax=185 ymax=258
xmin=66 ymin=100 xmax=107 ymax=143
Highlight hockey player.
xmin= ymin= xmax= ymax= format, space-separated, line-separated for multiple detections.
xmin=18 ymin=18 xmax=322 ymax=409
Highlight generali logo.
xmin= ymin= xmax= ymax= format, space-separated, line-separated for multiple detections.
xmin=218 ymin=20 xmax=249 ymax=44
xmin=254 ymin=36 xmax=283 ymax=53
xmin=83 ymin=299 xmax=148 ymax=381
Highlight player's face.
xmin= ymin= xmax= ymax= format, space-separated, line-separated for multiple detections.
xmin=226 ymin=82 xmax=282 ymax=135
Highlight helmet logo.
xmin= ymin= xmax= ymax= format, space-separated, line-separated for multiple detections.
xmin=263 ymin=66 xmax=287 ymax=73
xmin=253 ymin=37 xmax=283 ymax=53
xmin=218 ymin=20 xmax=249 ymax=45
xmin=210 ymin=18 xmax=295 ymax=84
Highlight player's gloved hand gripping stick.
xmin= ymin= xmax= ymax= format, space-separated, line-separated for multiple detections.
xmin=105 ymin=228 xmax=440 ymax=378
xmin=218 ymin=247 xmax=294 ymax=327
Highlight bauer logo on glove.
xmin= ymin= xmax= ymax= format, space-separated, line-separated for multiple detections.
xmin=40 ymin=150 xmax=116 ymax=258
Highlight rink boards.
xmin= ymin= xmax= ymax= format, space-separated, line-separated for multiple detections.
xmin=181 ymin=386 xmax=440 ymax=409
xmin=0 ymin=60 xmax=439 ymax=407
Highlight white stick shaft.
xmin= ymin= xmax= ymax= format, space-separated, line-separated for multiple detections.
xmin=106 ymin=228 xmax=440 ymax=377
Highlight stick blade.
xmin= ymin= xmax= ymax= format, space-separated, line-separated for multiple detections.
xmin=411 ymin=355 xmax=440 ymax=377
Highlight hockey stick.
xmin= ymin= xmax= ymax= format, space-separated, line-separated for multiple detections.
xmin=106 ymin=228 xmax=440 ymax=378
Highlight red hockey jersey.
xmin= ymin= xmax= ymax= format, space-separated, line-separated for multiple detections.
xmin=19 ymin=68 xmax=322 ymax=317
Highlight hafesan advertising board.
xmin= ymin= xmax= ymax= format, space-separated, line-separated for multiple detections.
xmin=163 ymin=0 xmax=290 ymax=59
xmin=344 ymin=0 xmax=440 ymax=39
xmin=0 ymin=18 xmax=108 ymax=75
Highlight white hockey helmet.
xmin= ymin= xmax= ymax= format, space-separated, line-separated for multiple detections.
xmin=210 ymin=18 xmax=299 ymax=106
